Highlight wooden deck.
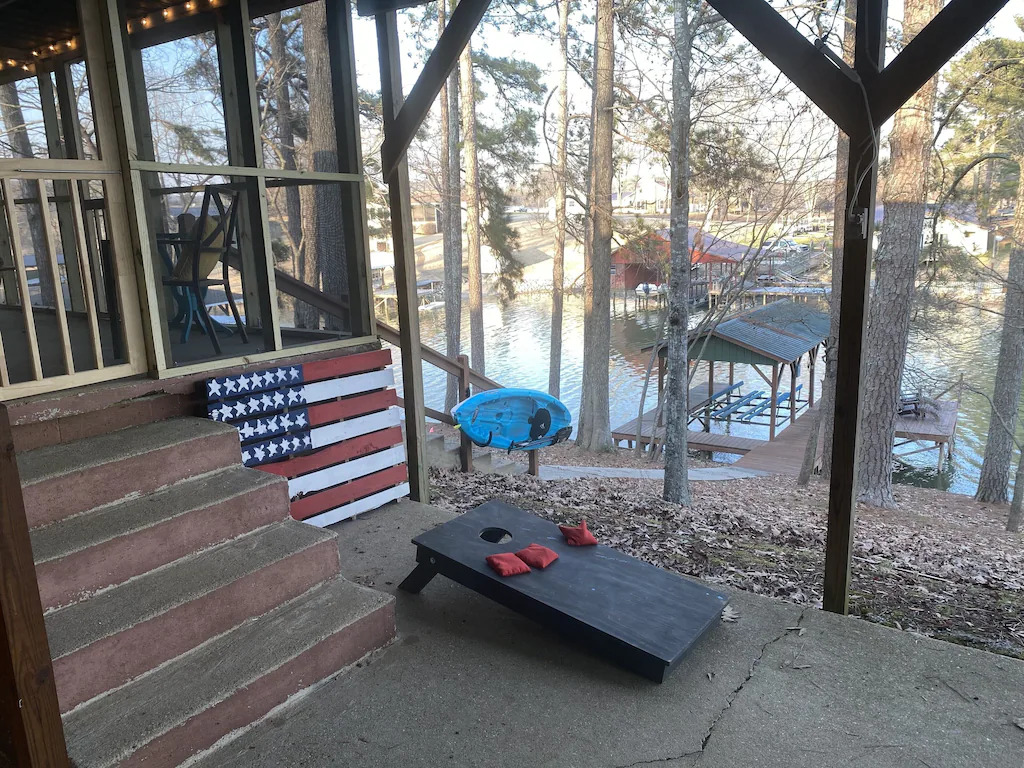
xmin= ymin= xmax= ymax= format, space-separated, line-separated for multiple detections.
xmin=612 ymin=410 xmax=767 ymax=455
xmin=733 ymin=406 xmax=820 ymax=476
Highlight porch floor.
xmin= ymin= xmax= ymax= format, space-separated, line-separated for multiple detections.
xmin=202 ymin=500 xmax=1024 ymax=768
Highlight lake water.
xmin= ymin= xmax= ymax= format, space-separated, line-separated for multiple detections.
xmin=387 ymin=290 xmax=1011 ymax=497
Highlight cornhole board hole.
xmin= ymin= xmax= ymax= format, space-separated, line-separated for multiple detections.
xmin=400 ymin=500 xmax=728 ymax=683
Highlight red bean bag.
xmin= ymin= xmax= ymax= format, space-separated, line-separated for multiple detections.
xmin=515 ymin=543 xmax=559 ymax=569
xmin=559 ymin=519 xmax=598 ymax=546
xmin=486 ymin=552 xmax=531 ymax=576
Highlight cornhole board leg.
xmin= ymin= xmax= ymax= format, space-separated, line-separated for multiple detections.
xmin=399 ymin=500 xmax=728 ymax=683
xmin=398 ymin=562 xmax=437 ymax=593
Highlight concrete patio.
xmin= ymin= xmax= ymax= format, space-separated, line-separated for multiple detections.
xmin=202 ymin=500 xmax=1024 ymax=768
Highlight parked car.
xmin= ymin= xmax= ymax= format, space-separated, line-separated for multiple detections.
xmin=765 ymin=238 xmax=810 ymax=254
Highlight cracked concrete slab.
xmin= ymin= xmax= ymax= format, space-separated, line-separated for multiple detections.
xmin=204 ymin=500 xmax=1024 ymax=768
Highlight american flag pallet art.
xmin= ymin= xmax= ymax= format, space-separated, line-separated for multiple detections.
xmin=204 ymin=349 xmax=409 ymax=527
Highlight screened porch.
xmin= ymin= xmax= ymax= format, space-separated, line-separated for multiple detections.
xmin=0 ymin=0 xmax=374 ymax=400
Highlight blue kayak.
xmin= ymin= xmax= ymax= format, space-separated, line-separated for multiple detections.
xmin=451 ymin=388 xmax=573 ymax=452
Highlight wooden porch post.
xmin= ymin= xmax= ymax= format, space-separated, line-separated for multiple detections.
xmin=769 ymin=363 xmax=778 ymax=440
xmin=822 ymin=0 xmax=886 ymax=615
xmin=328 ymin=0 xmax=374 ymax=338
xmin=217 ymin=0 xmax=281 ymax=352
xmin=0 ymin=405 xmax=69 ymax=767
xmin=377 ymin=11 xmax=429 ymax=502
xmin=457 ymin=354 xmax=473 ymax=473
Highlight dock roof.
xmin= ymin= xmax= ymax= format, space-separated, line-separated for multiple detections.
xmin=653 ymin=300 xmax=828 ymax=366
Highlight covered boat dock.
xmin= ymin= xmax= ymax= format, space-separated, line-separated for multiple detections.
xmin=614 ymin=300 xmax=828 ymax=452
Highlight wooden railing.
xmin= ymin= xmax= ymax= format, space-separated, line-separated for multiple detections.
xmin=0 ymin=404 xmax=69 ymax=766
xmin=271 ymin=268 xmax=538 ymax=474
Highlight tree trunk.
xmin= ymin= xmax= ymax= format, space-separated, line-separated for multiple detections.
xmin=856 ymin=0 xmax=940 ymax=508
xmin=0 ymin=82 xmax=56 ymax=307
xmin=460 ymin=33 xmax=485 ymax=376
xmin=441 ymin=2 xmax=464 ymax=412
xmin=977 ymin=167 xmax=1024 ymax=504
xmin=548 ymin=0 xmax=569 ymax=399
xmin=663 ymin=1 xmax=692 ymax=504
xmin=268 ymin=13 xmax=303 ymax=280
xmin=821 ymin=0 xmax=856 ymax=478
xmin=298 ymin=2 xmax=347 ymax=330
xmin=576 ymin=0 xmax=614 ymax=452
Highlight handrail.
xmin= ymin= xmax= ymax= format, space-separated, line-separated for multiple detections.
xmin=268 ymin=264 xmax=503 ymax=394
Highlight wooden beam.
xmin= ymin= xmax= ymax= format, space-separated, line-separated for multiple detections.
xmin=703 ymin=0 xmax=864 ymax=137
xmin=869 ymin=0 xmax=1009 ymax=123
xmin=769 ymin=364 xmax=778 ymax=440
xmin=379 ymin=0 xmax=491 ymax=180
xmin=0 ymin=404 xmax=70 ymax=767
xmin=217 ymin=0 xmax=281 ymax=352
xmin=357 ymin=0 xmax=433 ymax=18
xmin=327 ymin=0 xmax=374 ymax=338
xmin=823 ymin=0 xmax=888 ymax=616
xmin=458 ymin=354 xmax=473 ymax=473
xmin=377 ymin=10 xmax=429 ymax=502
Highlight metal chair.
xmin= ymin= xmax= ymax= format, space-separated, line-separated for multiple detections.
xmin=157 ymin=186 xmax=247 ymax=355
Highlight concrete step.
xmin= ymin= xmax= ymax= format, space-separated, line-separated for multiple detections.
xmin=64 ymin=577 xmax=396 ymax=768
xmin=19 ymin=417 xmax=242 ymax=528
xmin=425 ymin=432 xmax=460 ymax=469
xmin=490 ymin=458 xmax=528 ymax=476
xmin=31 ymin=465 xmax=288 ymax=610
xmin=47 ymin=521 xmax=339 ymax=713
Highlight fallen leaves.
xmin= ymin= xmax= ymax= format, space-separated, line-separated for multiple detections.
xmin=721 ymin=605 xmax=740 ymax=623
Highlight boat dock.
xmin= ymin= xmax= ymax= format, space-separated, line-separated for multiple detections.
xmin=612 ymin=406 xmax=768 ymax=455
xmin=733 ymin=406 xmax=820 ymax=475
xmin=612 ymin=381 xmax=771 ymax=455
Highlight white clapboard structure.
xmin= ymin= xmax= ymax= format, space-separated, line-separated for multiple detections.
xmin=204 ymin=349 xmax=409 ymax=526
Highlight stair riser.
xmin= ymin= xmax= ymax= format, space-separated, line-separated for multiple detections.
xmin=23 ymin=430 xmax=242 ymax=528
xmin=54 ymin=538 xmax=340 ymax=713
xmin=37 ymin=482 xmax=290 ymax=611
xmin=117 ymin=601 xmax=396 ymax=768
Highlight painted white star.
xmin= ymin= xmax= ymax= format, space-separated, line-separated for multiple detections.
xmin=289 ymin=437 xmax=301 ymax=451
xmin=253 ymin=446 xmax=266 ymax=462
xmin=260 ymin=394 xmax=273 ymax=410
xmin=302 ymin=435 xmax=311 ymax=448
xmin=287 ymin=390 xmax=300 ymax=404
xmin=208 ymin=380 xmax=222 ymax=398
xmin=251 ymin=372 xmax=264 ymax=388
xmin=295 ymin=413 xmax=308 ymax=427
xmin=289 ymin=367 xmax=301 ymax=381
xmin=241 ymin=449 xmax=251 ymax=463
xmin=239 ymin=423 xmax=255 ymax=440
xmin=280 ymin=415 xmax=292 ymax=430
xmin=215 ymin=404 xmax=232 ymax=421
xmin=267 ymin=441 xmax=279 ymax=456
xmin=273 ymin=392 xmax=285 ymax=407
xmin=225 ymin=379 xmax=237 ymax=394
xmin=267 ymin=416 xmax=279 ymax=432
xmin=275 ymin=369 xmax=287 ymax=383
xmin=255 ymin=420 xmax=268 ymax=435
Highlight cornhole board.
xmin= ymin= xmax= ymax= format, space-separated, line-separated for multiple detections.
xmin=400 ymin=500 xmax=728 ymax=683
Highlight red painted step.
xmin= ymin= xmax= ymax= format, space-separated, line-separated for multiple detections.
xmin=18 ymin=418 xmax=242 ymax=528
xmin=30 ymin=465 xmax=289 ymax=611
xmin=47 ymin=522 xmax=340 ymax=712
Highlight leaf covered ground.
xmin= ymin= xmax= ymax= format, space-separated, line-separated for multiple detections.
xmin=429 ymin=469 xmax=1024 ymax=659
